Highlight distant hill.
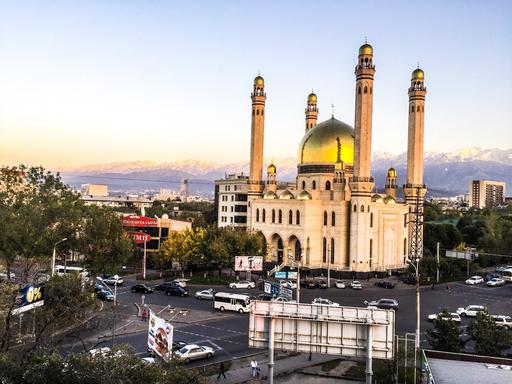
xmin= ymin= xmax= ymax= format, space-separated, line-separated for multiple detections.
xmin=58 ymin=147 xmax=512 ymax=197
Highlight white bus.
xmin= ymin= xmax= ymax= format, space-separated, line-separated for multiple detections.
xmin=213 ymin=292 xmax=251 ymax=313
xmin=55 ymin=265 xmax=90 ymax=280
xmin=501 ymin=269 xmax=512 ymax=283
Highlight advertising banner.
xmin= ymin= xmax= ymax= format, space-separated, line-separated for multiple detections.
xmin=128 ymin=231 xmax=152 ymax=243
xmin=12 ymin=284 xmax=44 ymax=315
xmin=234 ymin=256 xmax=263 ymax=272
xmin=122 ymin=215 xmax=158 ymax=227
xmin=147 ymin=311 xmax=174 ymax=360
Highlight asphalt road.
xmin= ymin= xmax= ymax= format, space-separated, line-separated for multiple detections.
xmin=77 ymin=276 xmax=512 ymax=365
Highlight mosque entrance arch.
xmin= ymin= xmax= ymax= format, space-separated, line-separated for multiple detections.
xmin=288 ymin=235 xmax=302 ymax=262
xmin=270 ymin=234 xmax=284 ymax=264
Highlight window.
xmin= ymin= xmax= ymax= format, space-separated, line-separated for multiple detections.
xmin=360 ymin=205 xmax=364 ymax=212
xmin=404 ymin=238 xmax=407 ymax=256
xmin=411 ymin=105 xmax=414 ymax=113
xmin=358 ymin=86 xmax=361 ymax=95
xmin=296 ymin=210 xmax=300 ymax=225
xmin=312 ymin=180 xmax=316 ymax=190
xmin=364 ymin=86 xmax=368 ymax=94
xmin=272 ymin=209 xmax=276 ymax=223
xmin=278 ymin=209 xmax=282 ymax=223
xmin=322 ymin=238 xmax=327 ymax=263
xmin=354 ymin=204 xmax=357 ymax=212
xmin=330 ymin=238 xmax=335 ymax=264
xmin=370 ymin=212 xmax=373 ymax=227
xmin=325 ymin=181 xmax=331 ymax=190
xmin=256 ymin=109 xmax=260 ymax=115
xmin=262 ymin=209 xmax=266 ymax=222
xmin=302 ymin=180 xmax=306 ymax=190
xmin=331 ymin=211 xmax=335 ymax=226
xmin=256 ymin=208 xmax=260 ymax=222
xmin=288 ymin=210 xmax=293 ymax=224
xmin=417 ymin=105 xmax=420 ymax=112
xmin=323 ymin=211 xmax=328 ymax=226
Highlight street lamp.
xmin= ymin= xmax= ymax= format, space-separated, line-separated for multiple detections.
xmin=51 ymin=238 xmax=68 ymax=277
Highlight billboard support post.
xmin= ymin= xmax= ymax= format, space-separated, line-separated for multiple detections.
xmin=268 ymin=316 xmax=275 ymax=384
xmin=365 ymin=323 xmax=373 ymax=384
xmin=143 ymin=240 xmax=147 ymax=280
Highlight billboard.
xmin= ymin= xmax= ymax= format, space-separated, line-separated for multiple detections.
xmin=249 ymin=301 xmax=395 ymax=360
xmin=122 ymin=215 xmax=158 ymax=227
xmin=147 ymin=312 xmax=174 ymax=360
xmin=128 ymin=231 xmax=152 ymax=243
xmin=235 ymin=256 xmax=263 ymax=272
xmin=12 ymin=284 xmax=44 ymax=315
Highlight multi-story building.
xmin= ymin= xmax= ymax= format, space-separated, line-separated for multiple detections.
xmin=215 ymin=173 xmax=249 ymax=227
xmin=469 ymin=180 xmax=506 ymax=209
xmin=80 ymin=194 xmax=153 ymax=209
xmin=80 ymin=184 xmax=108 ymax=197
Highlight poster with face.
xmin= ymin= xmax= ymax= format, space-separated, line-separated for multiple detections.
xmin=147 ymin=311 xmax=173 ymax=360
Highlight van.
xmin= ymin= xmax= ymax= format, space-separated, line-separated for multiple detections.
xmin=214 ymin=292 xmax=250 ymax=313
xmin=501 ymin=269 xmax=512 ymax=282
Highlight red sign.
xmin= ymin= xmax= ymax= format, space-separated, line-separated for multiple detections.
xmin=128 ymin=231 xmax=152 ymax=243
xmin=122 ymin=215 xmax=158 ymax=227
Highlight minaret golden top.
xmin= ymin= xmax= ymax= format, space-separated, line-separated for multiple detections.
xmin=411 ymin=68 xmax=424 ymax=80
xmin=358 ymin=43 xmax=373 ymax=56
xmin=254 ymin=75 xmax=264 ymax=86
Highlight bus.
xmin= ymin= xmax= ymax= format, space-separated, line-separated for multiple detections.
xmin=55 ymin=265 xmax=90 ymax=280
xmin=213 ymin=292 xmax=251 ymax=313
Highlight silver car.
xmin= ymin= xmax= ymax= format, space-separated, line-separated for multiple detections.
xmin=195 ymin=288 xmax=215 ymax=300
xmin=174 ymin=344 xmax=215 ymax=364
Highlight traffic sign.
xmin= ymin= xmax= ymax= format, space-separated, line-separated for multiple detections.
xmin=264 ymin=282 xmax=272 ymax=294
xmin=279 ymin=287 xmax=292 ymax=300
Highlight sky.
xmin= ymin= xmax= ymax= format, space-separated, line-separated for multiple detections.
xmin=0 ymin=0 xmax=511 ymax=170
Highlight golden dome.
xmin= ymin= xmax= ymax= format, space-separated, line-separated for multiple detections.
xmin=279 ymin=190 xmax=294 ymax=199
xmin=359 ymin=43 xmax=373 ymax=56
xmin=384 ymin=195 xmax=397 ymax=204
xmin=254 ymin=75 xmax=264 ymax=86
xmin=298 ymin=117 xmax=354 ymax=165
xmin=297 ymin=191 xmax=312 ymax=200
xmin=387 ymin=167 xmax=397 ymax=178
xmin=412 ymin=68 xmax=424 ymax=80
xmin=263 ymin=191 xmax=277 ymax=200
xmin=308 ymin=92 xmax=317 ymax=102
xmin=267 ymin=163 xmax=277 ymax=174
xmin=371 ymin=194 xmax=384 ymax=203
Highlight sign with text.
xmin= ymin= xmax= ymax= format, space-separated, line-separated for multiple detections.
xmin=122 ymin=215 xmax=158 ymax=227
xmin=128 ymin=231 xmax=152 ymax=243
xmin=147 ymin=312 xmax=173 ymax=360
xmin=235 ymin=256 xmax=263 ymax=272
xmin=13 ymin=284 xmax=44 ymax=315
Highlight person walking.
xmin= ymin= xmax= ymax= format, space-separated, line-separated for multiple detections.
xmin=141 ymin=309 xmax=148 ymax=322
xmin=217 ymin=362 xmax=226 ymax=381
xmin=251 ymin=360 xmax=257 ymax=377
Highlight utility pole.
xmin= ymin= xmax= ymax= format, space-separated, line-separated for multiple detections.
xmin=327 ymin=242 xmax=331 ymax=288
xmin=436 ymin=242 xmax=440 ymax=283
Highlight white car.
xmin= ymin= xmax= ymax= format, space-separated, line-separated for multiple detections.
xmin=312 ymin=298 xmax=340 ymax=307
xmin=350 ymin=281 xmax=363 ymax=290
xmin=172 ymin=278 xmax=189 ymax=288
xmin=465 ymin=276 xmax=484 ymax=285
xmin=273 ymin=296 xmax=296 ymax=303
xmin=174 ymin=344 xmax=215 ymax=364
xmin=492 ymin=315 xmax=512 ymax=329
xmin=141 ymin=357 xmax=156 ymax=364
xmin=486 ymin=278 xmax=505 ymax=287
xmin=280 ymin=280 xmax=297 ymax=289
xmin=0 ymin=271 xmax=15 ymax=280
xmin=229 ymin=280 xmax=255 ymax=289
xmin=102 ymin=275 xmax=124 ymax=285
xmin=456 ymin=305 xmax=486 ymax=317
xmin=335 ymin=280 xmax=346 ymax=289
xmin=428 ymin=312 xmax=461 ymax=323
xmin=195 ymin=289 xmax=215 ymax=300
xmin=89 ymin=347 xmax=111 ymax=357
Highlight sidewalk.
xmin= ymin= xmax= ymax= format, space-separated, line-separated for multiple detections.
xmin=208 ymin=353 xmax=340 ymax=383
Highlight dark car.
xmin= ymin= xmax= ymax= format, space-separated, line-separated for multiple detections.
xmin=94 ymin=283 xmax=104 ymax=292
xmin=96 ymin=289 xmax=114 ymax=301
xmin=301 ymin=279 xmax=316 ymax=289
xmin=315 ymin=280 xmax=328 ymax=289
xmin=484 ymin=273 xmax=502 ymax=282
xmin=400 ymin=275 xmax=416 ymax=285
xmin=257 ymin=293 xmax=274 ymax=301
xmin=165 ymin=286 xmax=189 ymax=297
xmin=155 ymin=282 xmax=179 ymax=291
xmin=131 ymin=284 xmax=154 ymax=293
xmin=375 ymin=280 xmax=395 ymax=289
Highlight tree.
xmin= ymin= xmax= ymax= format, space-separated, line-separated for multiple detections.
xmin=426 ymin=309 xmax=462 ymax=352
xmin=160 ymin=231 xmax=186 ymax=275
xmin=470 ymin=311 xmax=512 ymax=357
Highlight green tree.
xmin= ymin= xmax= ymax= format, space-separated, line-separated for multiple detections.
xmin=470 ymin=311 xmax=512 ymax=357
xmin=426 ymin=309 xmax=462 ymax=352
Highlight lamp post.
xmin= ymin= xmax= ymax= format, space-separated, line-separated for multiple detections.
xmin=288 ymin=251 xmax=302 ymax=303
xmin=51 ymin=238 xmax=68 ymax=277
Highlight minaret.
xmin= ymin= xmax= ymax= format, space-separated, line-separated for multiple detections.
xmin=305 ymin=92 xmax=318 ymax=132
xmin=349 ymin=42 xmax=376 ymax=272
xmin=385 ymin=167 xmax=398 ymax=198
xmin=248 ymin=75 xmax=266 ymax=194
xmin=403 ymin=68 xmax=427 ymax=260
xmin=266 ymin=163 xmax=277 ymax=192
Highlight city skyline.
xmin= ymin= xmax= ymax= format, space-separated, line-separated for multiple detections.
xmin=1 ymin=0 xmax=511 ymax=169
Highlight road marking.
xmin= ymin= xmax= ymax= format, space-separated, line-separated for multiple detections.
xmin=195 ymin=323 xmax=247 ymax=335
xmin=174 ymin=329 xmax=245 ymax=346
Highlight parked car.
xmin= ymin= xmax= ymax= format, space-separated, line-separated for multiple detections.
xmin=365 ymin=298 xmax=399 ymax=310
xmin=155 ymin=282 xmax=179 ymax=291
xmin=456 ymin=305 xmax=486 ymax=317
xmin=312 ymin=298 xmax=339 ymax=307
xmin=492 ymin=315 xmax=512 ymax=330
xmin=335 ymin=280 xmax=346 ymax=289
xmin=486 ymin=277 xmax=506 ymax=287
xmin=195 ymin=288 xmax=215 ymax=300
xmin=496 ymin=265 xmax=512 ymax=273
xmin=89 ymin=347 xmax=111 ymax=357
xmin=96 ymin=289 xmax=114 ymax=301
xmin=131 ymin=284 xmax=154 ymax=293
xmin=315 ymin=280 xmax=328 ymax=289
xmin=428 ymin=312 xmax=462 ymax=323
xmin=465 ymin=276 xmax=484 ymax=285
xmin=102 ymin=275 xmax=124 ymax=285
xmin=350 ymin=281 xmax=363 ymax=290
xmin=484 ymin=273 xmax=502 ymax=282
xmin=374 ymin=280 xmax=395 ymax=289
xmin=174 ymin=344 xmax=215 ymax=364
xmin=171 ymin=278 xmax=189 ymax=288
xmin=171 ymin=341 xmax=187 ymax=351
xmin=304 ymin=279 xmax=317 ymax=289
xmin=34 ymin=272 xmax=50 ymax=284
xmin=280 ymin=280 xmax=297 ymax=289
xmin=165 ymin=286 xmax=189 ymax=297
xmin=257 ymin=293 xmax=274 ymax=301
xmin=229 ymin=280 xmax=255 ymax=289
xmin=94 ymin=283 xmax=104 ymax=292
xmin=0 ymin=271 xmax=16 ymax=280
xmin=273 ymin=296 xmax=296 ymax=303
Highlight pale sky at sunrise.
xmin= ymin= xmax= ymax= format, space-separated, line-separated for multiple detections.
xmin=0 ymin=0 xmax=511 ymax=170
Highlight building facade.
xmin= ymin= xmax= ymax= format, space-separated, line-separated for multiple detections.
xmin=215 ymin=173 xmax=249 ymax=227
xmin=469 ymin=180 xmax=506 ymax=209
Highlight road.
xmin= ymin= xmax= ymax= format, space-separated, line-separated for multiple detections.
xmin=66 ymin=275 xmax=512 ymax=366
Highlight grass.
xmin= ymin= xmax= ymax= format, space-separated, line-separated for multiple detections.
xmin=320 ymin=359 xmax=341 ymax=372
xmin=188 ymin=275 xmax=232 ymax=286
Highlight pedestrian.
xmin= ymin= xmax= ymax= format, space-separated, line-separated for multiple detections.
xmin=217 ymin=362 xmax=226 ymax=381
xmin=431 ymin=282 xmax=435 ymax=290
xmin=251 ymin=359 xmax=257 ymax=377
xmin=308 ymin=352 xmax=312 ymax=361
xmin=141 ymin=309 xmax=148 ymax=322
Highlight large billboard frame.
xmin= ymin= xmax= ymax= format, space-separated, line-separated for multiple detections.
xmin=147 ymin=311 xmax=174 ymax=361
xmin=234 ymin=256 xmax=263 ymax=272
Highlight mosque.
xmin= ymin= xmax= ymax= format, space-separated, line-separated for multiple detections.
xmin=240 ymin=43 xmax=427 ymax=273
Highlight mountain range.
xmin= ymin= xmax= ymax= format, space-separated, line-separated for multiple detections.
xmin=58 ymin=147 xmax=512 ymax=197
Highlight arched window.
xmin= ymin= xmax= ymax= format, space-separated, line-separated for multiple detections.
xmin=262 ymin=209 xmax=266 ymax=222
xmin=322 ymin=237 xmax=327 ymax=263
xmin=296 ymin=210 xmax=301 ymax=225
xmin=330 ymin=238 xmax=335 ymax=264
xmin=278 ymin=209 xmax=282 ymax=224
xmin=289 ymin=209 xmax=293 ymax=224
xmin=323 ymin=211 xmax=328 ymax=226
xmin=364 ymin=86 xmax=368 ymax=94
xmin=256 ymin=208 xmax=260 ymax=222
xmin=369 ymin=239 xmax=373 ymax=267
xmin=360 ymin=205 xmax=364 ymax=212
xmin=367 ymin=205 xmax=370 ymax=212
xmin=354 ymin=204 xmax=357 ymax=212
xmin=358 ymin=86 xmax=361 ymax=95
xmin=404 ymin=238 xmax=407 ymax=256
xmin=331 ymin=211 xmax=336 ymax=226
xmin=422 ymin=106 xmax=425 ymax=112
xmin=370 ymin=86 xmax=373 ymax=94
xmin=252 ymin=110 xmax=255 ymax=116
xmin=417 ymin=105 xmax=420 ymax=112
xmin=312 ymin=180 xmax=316 ymax=190
xmin=261 ymin=109 xmax=264 ymax=115
xmin=256 ymin=109 xmax=260 ymax=115
xmin=370 ymin=212 xmax=373 ymax=227
xmin=411 ymin=105 xmax=414 ymax=113
xmin=302 ymin=180 xmax=306 ymax=190
xmin=271 ymin=209 xmax=276 ymax=223
xmin=325 ymin=180 xmax=331 ymax=190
